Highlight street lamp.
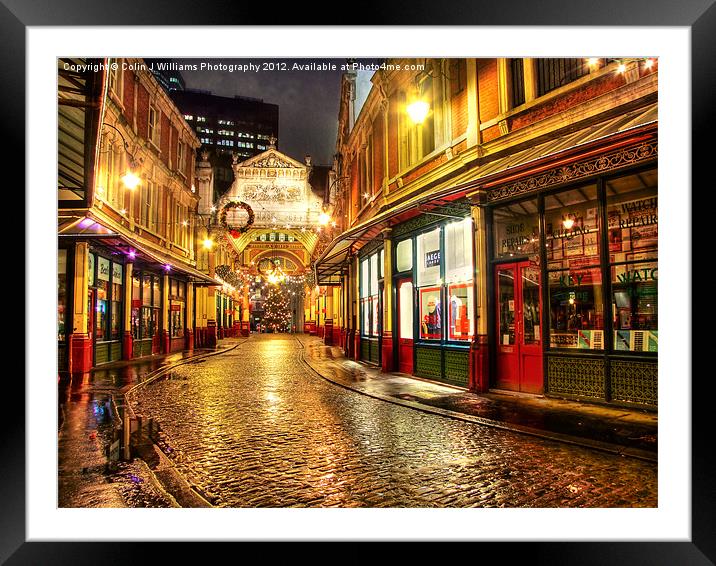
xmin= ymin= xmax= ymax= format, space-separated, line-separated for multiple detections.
xmin=102 ymin=122 xmax=143 ymax=189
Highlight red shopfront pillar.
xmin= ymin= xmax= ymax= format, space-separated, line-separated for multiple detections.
xmin=240 ymin=321 xmax=249 ymax=337
xmin=162 ymin=329 xmax=170 ymax=354
xmin=185 ymin=329 xmax=194 ymax=351
xmin=381 ymin=330 xmax=394 ymax=373
xmin=324 ymin=319 xmax=334 ymax=346
xmin=69 ymin=333 xmax=93 ymax=373
xmin=122 ymin=330 xmax=133 ymax=360
xmin=353 ymin=331 xmax=361 ymax=361
xmin=206 ymin=321 xmax=217 ymax=348
xmin=469 ymin=335 xmax=490 ymax=392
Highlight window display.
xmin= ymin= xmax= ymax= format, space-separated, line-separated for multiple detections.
xmin=607 ymin=169 xmax=657 ymax=352
xmin=419 ymin=286 xmax=442 ymax=340
xmin=548 ymin=267 xmax=604 ymax=349
xmin=447 ymin=283 xmax=474 ymax=340
xmin=545 ymin=184 xmax=600 ymax=271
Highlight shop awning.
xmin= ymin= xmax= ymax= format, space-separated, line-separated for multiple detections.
xmin=314 ymin=102 xmax=657 ymax=284
xmin=58 ymin=215 xmax=220 ymax=286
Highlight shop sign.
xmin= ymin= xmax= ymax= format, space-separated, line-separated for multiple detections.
xmin=616 ymin=267 xmax=658 ymax=283
xmin=112 ymin=263 xmax=123 ymax=284
xmin=425 ymin=250 xmax=441 ymax=268
xmin=98 ymin=257 xmax=110 ymax=281
xmin=170 ymin=304 xmax=181 ymax=311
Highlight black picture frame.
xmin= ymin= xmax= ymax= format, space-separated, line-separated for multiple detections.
xmin=9 ymin=0 xmax=707 ymax=562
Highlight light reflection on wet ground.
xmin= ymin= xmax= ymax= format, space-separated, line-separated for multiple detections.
xmin=133 ymin=335 xmax=657 ymax=508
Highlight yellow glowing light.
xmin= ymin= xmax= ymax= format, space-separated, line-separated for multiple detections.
xmin=202 ymin=238 xmax=214 ymax=250
xmin=617 ymin=63 xmax=627 ymax=74
xmin=406 ymin=100 xmax=430 ymax=124
xmin=587 ymin=58 xmax=599 ymax=68
xmin=562 ymin=215 xmax=576 ymax=230
xmin=318 ymin=212 xmax=331 ymax=225
xmin=121 ymin=171 xmax=141 ymax=190
xmin=644 ymin=58 xmax=654 ymax=69
xmin=568 ymin=297 xmax=575 ymax=305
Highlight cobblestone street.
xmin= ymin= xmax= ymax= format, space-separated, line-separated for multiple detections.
xmin=129 ymin=335 xmax=657 ymax=508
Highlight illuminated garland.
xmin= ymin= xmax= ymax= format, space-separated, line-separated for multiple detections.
xmin=220 ymin=201 xmax=255 ymax=238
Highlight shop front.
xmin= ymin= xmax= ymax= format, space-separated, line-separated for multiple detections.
xmin=358 ymin=245 xmax=383 ymax=365
xmin=131 ymin=270 xmax=162 ymax=358
xmin=168 ymin=277 xmax=187 ymax=352
xmin=390 ymin=214 xmax=475 ymax=387
xmin=88 ymin=250 xmax=125 ymax=366
xmin=486 ymin=164 xmax=658 ymax=407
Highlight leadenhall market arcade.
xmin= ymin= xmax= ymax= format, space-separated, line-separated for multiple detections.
xmin=315 ymin=152 xmax=657 ymax=409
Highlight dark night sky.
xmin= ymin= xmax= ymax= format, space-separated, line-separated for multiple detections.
xmin=173 ymin=58 xmax=373 ymax=166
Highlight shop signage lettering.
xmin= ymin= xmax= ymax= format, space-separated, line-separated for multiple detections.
xmin=98 ymin=258 xmax=110 ymax=281
xmin=112 ymin=263 xmax=123 ymax=284
xmin=551 ymin=225 xmax=590 ymax=240
xmin=425 ymin=250 xmax=441 ymax=268
xmin=501 ymin=236 xmax=531 ymax=250
xmin=619 ymin=214 xmax=658 ymax=229
xmin=621 ymin=197 xmax=657 ymax=215
xmin=559 ymin=273 xmax=585 ymax=287
xmin=617 ymin=268 xmax=658 ymax=283
xmin=170 ymin=304 xmax=181 ymax=311
xmin=618 ymin=196 xmax=658 ymax=229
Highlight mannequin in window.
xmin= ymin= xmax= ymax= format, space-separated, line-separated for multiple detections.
xmin=422 ymin=296 xmax=441 ymax=339
xmin=450 ymin=292 xmax=463 ymax=337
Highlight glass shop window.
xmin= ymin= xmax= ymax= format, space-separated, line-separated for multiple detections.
xmin=131 ymin=273 xmax=141 ymax=339
xmin=607 ymin=168 xmax=658 ymax=352
xmin=417 ymin=228 xmax=442 ymax=340
xmin=548 ymin=267 xmax=605 ymax=350
xmin=544 ymin=184 xmax=600 ymax=272
xmin=399 ymin=281 xmax=414 ymax=340
xmin=110 ymin=263 xmax=123 ymax=341
xmin=170 ymin=301 xmax=184 ymax=338
xmin=360 ymin=253 xmax=381 ymax=337
xmin=416 ymin=228 xmax=441 ymax=288
xmin=445 ymin=218 xmax=474 ymax=341
xmin=96 ymin=257 xmax=110 ymax=341
xmin=396 ymin=239 xmax=413 ymax=272
xmin=493 ymin=198 xmax=540 ymax=261
xmin=58 ymin=250 xmax=67 ymax=342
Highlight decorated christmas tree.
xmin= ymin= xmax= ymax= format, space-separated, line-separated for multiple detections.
xmin=263 ymin=285 xmax=291 ymax=332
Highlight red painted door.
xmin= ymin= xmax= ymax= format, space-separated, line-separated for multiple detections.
xmin=396 ymin=278 xmax=414 ymax=374
xmin=495 ymin=261 xmax=543 ymax=394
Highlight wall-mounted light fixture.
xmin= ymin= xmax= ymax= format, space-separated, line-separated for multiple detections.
xmin=102 ymin=122 xmax=143 ymax=189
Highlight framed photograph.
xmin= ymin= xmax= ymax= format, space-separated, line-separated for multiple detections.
xmin=16 ymin=1 xmax=705 ymax=562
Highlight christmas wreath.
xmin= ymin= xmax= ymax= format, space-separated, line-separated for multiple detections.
xmin=219 ymin=201 xmax=255 ymax=238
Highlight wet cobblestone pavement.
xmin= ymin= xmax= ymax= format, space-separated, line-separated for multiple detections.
xmin=130 ymin=334 xmax=657 ymax=508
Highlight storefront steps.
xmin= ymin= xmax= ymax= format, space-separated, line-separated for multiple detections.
xmin=295 ymin=335 xmax=657 ymax=462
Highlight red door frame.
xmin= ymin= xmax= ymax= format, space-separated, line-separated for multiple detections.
xmin=396 ymin=278 xmax=414 ymax=374
xmin=494 ymin=261 xmax=544 ymax=394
